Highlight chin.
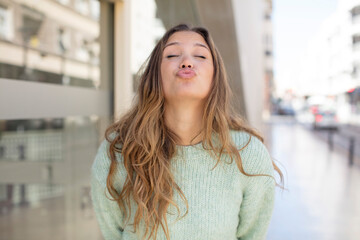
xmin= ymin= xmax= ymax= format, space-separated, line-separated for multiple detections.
xmin=173 ymin=94 xmax=207 ymax=102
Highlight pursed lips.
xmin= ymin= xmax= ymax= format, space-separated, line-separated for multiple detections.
xmin=176 ymin=69 xmax=196 ymax=79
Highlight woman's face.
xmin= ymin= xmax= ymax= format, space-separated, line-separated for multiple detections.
xmin=160 ymin=31 xmax=214 ymax=105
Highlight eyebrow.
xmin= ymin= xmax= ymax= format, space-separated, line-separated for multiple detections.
xmin=164 ymin=42 xmax=210 ymax=51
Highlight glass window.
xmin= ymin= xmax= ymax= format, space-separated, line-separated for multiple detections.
xmin=0 ymin=1 xmax=111 ymax=239
xmin=0 ymin=4 xmax=13 ymax=40
xmin=0 ymin=115 xmax=106 ymax=239
xmin=57 ymin=27 xmax=70 ymax=55
xmin=351 ymin=6 xmax=360 ymax=19
xmin=75 ymin=0 xmax=90 ymax=16
xmin=0 ymin=1 xmax=100 ymax=88
xmin=352 ymin=34 xmax=360 ymax=50
xmin=57 ymin=0 xmax=70 ymax=5
xmin=89 ymin=0 xmax=100 ymax=21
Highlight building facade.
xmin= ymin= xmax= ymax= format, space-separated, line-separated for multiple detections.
xmin=296 ymin=0 xmax=360 ymax=123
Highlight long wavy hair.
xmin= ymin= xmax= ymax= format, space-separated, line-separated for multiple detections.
xmin=104 ymin=23 xmax=283 ymax=240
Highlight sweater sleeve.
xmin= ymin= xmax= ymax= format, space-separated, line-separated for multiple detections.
xmin=91 ymin=138 xmax=125 ymax=240
xmin=235 ymin=136 xmax=276 ymax=240
xmin=236 ymin=177 xmax=275 ymax=240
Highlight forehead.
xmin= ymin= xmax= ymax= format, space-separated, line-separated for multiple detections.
xmin=165 ymin=31 xmax=208 ymax=48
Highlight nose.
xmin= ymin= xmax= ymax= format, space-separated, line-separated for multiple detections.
xmin=181 ymin=63 xmax=193 ymax=68
xmin=180 ymin=56 xmax=193 ymax=69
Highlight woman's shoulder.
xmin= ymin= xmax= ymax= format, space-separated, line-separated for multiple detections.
xmin=229 ymin=129 xmax=274 ymax=176
xmin=91 ymin=131 xmax=124 ymax=185
xmin=229 ymin=129 xmax=252 ymax=146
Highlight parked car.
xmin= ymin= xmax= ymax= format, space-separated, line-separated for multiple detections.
xmin=273 ymin=100 xmax=296 ymax=116
xmin=312 ymin=110 xmax=339 ymax=130
xmin=296 ymin=103 xmax=339 ymax=130
xmin=277 ymin=105 xmax=296 ymax=116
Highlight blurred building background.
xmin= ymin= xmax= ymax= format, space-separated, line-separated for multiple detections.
xmin=263 ymin=0 xmax=275 ymax=119
xmin=275 ymin=0 xmax=360 ymax=126
xmin=0 ymin=0 xmax=106 ymax=239
xmin=269 ymin=0 xmax=360 ymax=238
xmin=0 ymin=0 xmax=273 ymax=239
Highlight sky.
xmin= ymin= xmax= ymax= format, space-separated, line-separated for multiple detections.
xmin=273 ymin=0 xmax=338 ymax=96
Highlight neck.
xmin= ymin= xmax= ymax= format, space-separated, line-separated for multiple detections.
xmin=164 ymin=101 xmax=205 ymax=146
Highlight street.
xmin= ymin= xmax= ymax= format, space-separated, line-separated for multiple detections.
xmin=266 ymin=116 xmax=360 ymax=240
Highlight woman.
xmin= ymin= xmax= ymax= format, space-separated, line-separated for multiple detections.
xmin=91 ymin=24 xmax=283 ymax=240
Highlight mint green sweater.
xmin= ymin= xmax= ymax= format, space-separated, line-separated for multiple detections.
xmin=91 ymin=130 xmax=276 ymax=240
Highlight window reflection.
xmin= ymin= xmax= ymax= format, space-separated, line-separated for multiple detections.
xmin=0 ymin=0 xmax=100 ymax=88
xmin=0 ymin=183 xmax=95 ymax=239
xmin=0 ymin=116 xmax=98 ymax=162
xmin=0 ymin=115 xmax=102 ymax=239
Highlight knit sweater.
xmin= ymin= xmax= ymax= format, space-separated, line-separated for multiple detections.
xmin=91 ymin=130 xmax=276 ymax=240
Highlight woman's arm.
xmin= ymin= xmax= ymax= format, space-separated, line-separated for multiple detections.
xmin=235 ymin=135 xmax=277 ymax=240
xmin=91 ymin=138 xmax=124 ymax=240
xmin=236 ymin=177 xmax=275 ymax=240
xmin=91 ymin=176 xmax=124 ymax=239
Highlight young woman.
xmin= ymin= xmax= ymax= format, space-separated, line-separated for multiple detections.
xmin=91 ymin=24 xmax=283 ymax=240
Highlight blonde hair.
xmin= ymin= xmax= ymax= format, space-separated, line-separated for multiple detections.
xmin=104 ymin=24 xmax=283 ymax=240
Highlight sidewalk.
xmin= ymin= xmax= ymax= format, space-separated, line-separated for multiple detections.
xmin=264 ymin=117 xmax=360 ymax=240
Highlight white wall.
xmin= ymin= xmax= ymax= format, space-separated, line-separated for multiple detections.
xmin=232 ymin=0 xmax=266 ymax=131
xmin=114 ymin=0 xmax=134 ymax=117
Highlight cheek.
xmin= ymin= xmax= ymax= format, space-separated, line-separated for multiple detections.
xmin=203 ymin=64 xmax=214 ymax=85
xmin=160 ymin=61 xmax=173 ymax=81
xmin=204 ymin=66 xmax=214 ymax=95
xmin=160 ymin=62 xmax=170 ymax=96
xmin=160 ymin=63 xmax=167 ymax=85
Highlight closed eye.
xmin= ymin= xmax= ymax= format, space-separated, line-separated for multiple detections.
xmin=166 ymin=55 xmax=179 ymax=58
xmin=195 ymin=55 xmax=206 ymax=59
